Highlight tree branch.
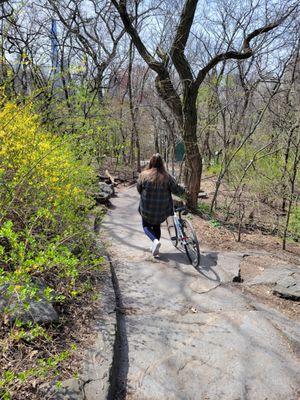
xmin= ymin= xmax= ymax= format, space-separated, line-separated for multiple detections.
xmin=170 ymin=0 xmax=197 ymax=83
xmin=194 ymin=4 xmax=298 ymax=89
xmin=112 ymin=0 xmax=183 ymax=124
xmin=111 ymin=0 xmax=162 ymax=73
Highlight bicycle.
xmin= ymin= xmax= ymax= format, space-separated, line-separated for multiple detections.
xmin=166 ymin=205 xmax=200 ymax=267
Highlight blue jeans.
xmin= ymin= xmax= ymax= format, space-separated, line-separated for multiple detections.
xmin=142 ymin=219 xmax=161 ymax=241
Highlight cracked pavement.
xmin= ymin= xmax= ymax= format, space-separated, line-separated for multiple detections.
xmin=102 ymin=186 xmax=300 ymax=400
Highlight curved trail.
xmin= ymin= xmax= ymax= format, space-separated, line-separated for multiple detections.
xmin=102 ymin=186 xmax=300 ymax=400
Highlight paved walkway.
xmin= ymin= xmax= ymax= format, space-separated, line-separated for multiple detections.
xmin=102 ymin=186 xmax=300 ymax=400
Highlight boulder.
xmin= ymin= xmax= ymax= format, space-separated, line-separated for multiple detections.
xmin=39 ymin=378 xmax=84 ymax=400
xmin=273 ymin=271 xmax=300 ymax=301
xmin=247 ymin=264 xmax=300 ymax=301
xmin=94 ymin=182 xmax=114 ymax=204
xmin=198 ymin=191 xmax=208 ymax=199
xmin=0 ymin=284 xmax=58 ymax=324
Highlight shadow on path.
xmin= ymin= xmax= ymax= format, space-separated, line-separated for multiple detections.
xmin=159 ymin=249 xmax=220 ymax=283
xmin=196 ymin=252 xmax=220 ymax=282
xmin=107 ymin=259 xmax=128 ymax=400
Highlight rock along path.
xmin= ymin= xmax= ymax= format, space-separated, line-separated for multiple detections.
xmin=102 ymin=186 xmax=300 ymax=400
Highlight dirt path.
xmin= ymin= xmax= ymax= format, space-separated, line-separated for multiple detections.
xmin=102 ymin=186 xmax=300 ymax=400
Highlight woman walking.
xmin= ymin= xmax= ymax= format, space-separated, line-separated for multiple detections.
xmin=137 ymin=154 xmax=186 ymax=256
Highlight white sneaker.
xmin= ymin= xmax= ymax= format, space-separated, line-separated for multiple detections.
xmin=152 ymin=239 xmax=161 ymax=257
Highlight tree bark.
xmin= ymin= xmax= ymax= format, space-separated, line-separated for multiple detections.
xmin=182 ymin=89 xmax=202 ymax=208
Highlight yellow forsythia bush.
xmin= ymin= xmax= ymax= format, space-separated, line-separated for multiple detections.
xmin=0 ymin=102 xmax=95 ymax=232
xmin=0 ymin=101 xmax=99 ymax=307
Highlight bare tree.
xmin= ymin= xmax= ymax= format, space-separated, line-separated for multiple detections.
xmin=47 ymin=0 xmax=124 ymax=102
xmin=112 ymin=0 xmax=298 ymax=208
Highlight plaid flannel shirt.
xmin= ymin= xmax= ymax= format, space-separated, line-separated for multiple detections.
xmin=137 ymin=174 xmax=185 ymax=225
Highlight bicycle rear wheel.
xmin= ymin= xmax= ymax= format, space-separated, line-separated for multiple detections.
xmin=166 ymin=216 xmax=178 ymax=247
xmin=181 ymin=219 xmax=200 ymax=267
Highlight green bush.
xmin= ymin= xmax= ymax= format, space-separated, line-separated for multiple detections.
xmin=0 ymin=101 xmax=104 ymax=398
xmin=207 ymin=161 xmax=222 ymax=175
xmin=197 ymin=202 xmax=212 ymax=216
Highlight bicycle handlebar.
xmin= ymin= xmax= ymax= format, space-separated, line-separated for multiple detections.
xmin=174 ymin=205 xmax=189 ymax=215
xmin=174 ymin=206 xmax=186 ymax=212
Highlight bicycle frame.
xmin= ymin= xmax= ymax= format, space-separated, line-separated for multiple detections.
xmin=173 ymin=211 xmax=188 ymax=246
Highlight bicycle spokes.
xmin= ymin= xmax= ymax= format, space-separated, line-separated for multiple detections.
xmin=167 ymin=211 xmax=200 ymax=267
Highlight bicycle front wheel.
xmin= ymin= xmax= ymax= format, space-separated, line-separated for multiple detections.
xmin=181 ymin=219 xmax=200 ymax=267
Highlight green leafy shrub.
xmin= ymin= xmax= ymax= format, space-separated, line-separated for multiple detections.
xmin=197 ymin=202 xmax=212 ymax=216
xmin=0 ymin=101 xmax=104 ymax=398
xmin=207 ymin=161 xmax=222 ymax=175
xmin=209 ymin=219 xmax=222 ymax=228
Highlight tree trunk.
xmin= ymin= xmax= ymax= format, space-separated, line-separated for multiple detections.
xmin=128 ymin=40 xmax=141 ymax=171
xmin=154 ymin=130 xmax=159 ymax=153
xmin=136 ymin=131 xmax=141 ymax=172
xmin=182 ymin=91 xmax=202 ymax=209
xmin=203 ymin=130 xmax=212 ymax=163
xmin=96 ymin=70 xmax=104 ymax=103
xmin=282 ymin=136 xmax=299 ymax=250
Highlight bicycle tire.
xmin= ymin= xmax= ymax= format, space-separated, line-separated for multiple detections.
xmin=181 ymin=218 xmax=200 ymax=267
xmin=166 ymin=217 xmax=178 ymax=247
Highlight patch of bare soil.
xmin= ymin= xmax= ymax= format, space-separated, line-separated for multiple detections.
xmin=195 ymin=176 xmax=300 ymax=262
xmin=191 ymin=213 xmax=300 ymax=260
